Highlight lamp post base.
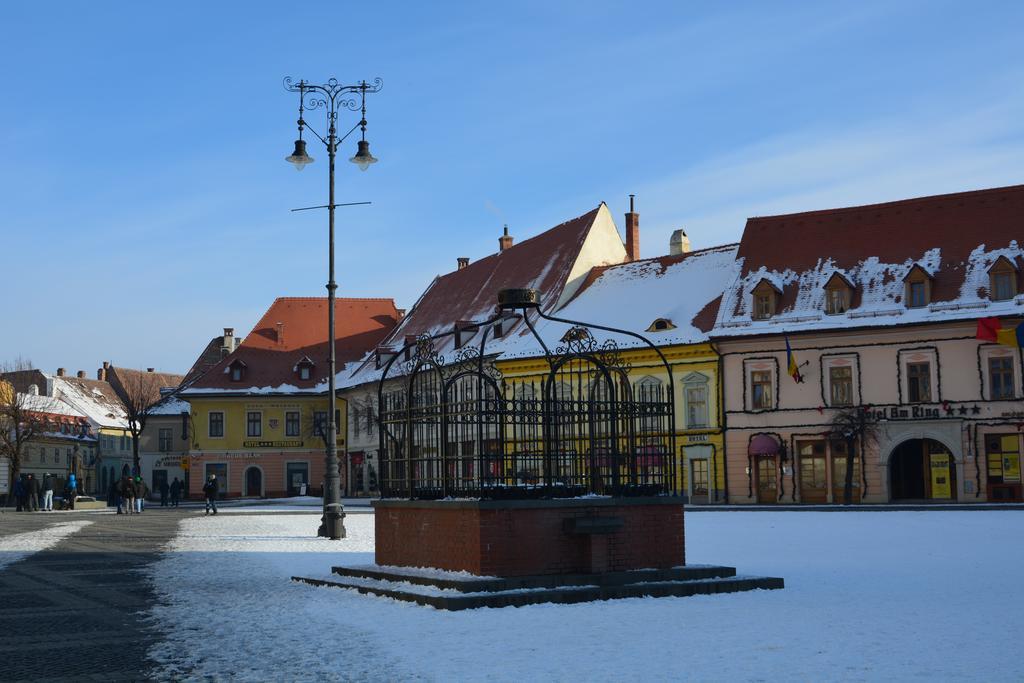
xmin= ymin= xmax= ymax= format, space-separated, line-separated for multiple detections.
xmin=318 ymin=508 xmax=347 ymax=540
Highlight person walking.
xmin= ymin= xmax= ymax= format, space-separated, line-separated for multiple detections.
xmin=115 ymin=475 xmax=129 ymax=514
xmin=66 ymin=473 xmax=77 ymax=511
xmin=124 ymin=476 xmax=137 ymax=515
xmin=134 ymin=477 xmax=148 ymax=513
xmin=169 ymin=477 xmax=182 ymax=508
xmin=42 ymin=473 xmax=54 ymax=511
xmin=26 ymin=474 xmax=40 ymax=512
xmin=159 ymin=479 xmax=169 ymax=507
xmin=203 ymin=474 xmax=219 ymax=515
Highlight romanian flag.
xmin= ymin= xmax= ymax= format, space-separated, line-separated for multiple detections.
xmin=785 ymin=336 xmax=804 ymax=383
xmin=977 ymin=317 xmax=1024 ymax=348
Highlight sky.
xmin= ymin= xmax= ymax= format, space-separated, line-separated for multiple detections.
xmin=2 ymin=1 xmax=1023 ymax=375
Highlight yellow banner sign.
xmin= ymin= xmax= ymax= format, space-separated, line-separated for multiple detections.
xmin=930 ymin=453 xmax=952 ymax=499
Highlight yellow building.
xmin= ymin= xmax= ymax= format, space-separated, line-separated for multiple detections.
xmin=494 ymin=243 xmax=739 ymax=503
xmin=180 ymin=296 xmax=400 ymax=498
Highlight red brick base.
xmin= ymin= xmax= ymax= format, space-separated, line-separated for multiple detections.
xmin=373 ymin=497 xmax=685 ymax=577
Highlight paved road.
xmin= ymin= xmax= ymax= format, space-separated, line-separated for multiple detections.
xmin=0 ymin=509 xmax=182 ymax=682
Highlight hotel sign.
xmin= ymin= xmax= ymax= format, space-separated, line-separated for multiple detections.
xmin=870 ymin=405 xmax=943 ymax=420
xmin=242 ymin=440 xmax=305 ymax=448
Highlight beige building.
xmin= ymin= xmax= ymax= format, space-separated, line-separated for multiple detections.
xmin=713 ymin=185 xmax=1024 ymax=504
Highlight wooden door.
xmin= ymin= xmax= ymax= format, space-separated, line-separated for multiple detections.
xmin=797 ymin=440 xmax=827 ymax=503
xmin=756 ymin=457 xmax=777 ymax=503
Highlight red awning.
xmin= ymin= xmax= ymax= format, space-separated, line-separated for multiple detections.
xmin=748 ymin=434 xmax=781 ymax=457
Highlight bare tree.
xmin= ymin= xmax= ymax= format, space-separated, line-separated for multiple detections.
xmin=111 ymin=370 xmax=166 ymax=473
xmin=0 ymin=381 xmax=45 ymax=497
xmin=829 ymin=405 xmax=880 ymax=504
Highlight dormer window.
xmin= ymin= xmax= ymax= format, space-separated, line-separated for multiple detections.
xmin=989 ymin=256 xmax=1018 ymax=301
xmin=454 ymin=321 xmax=478 ymax=349
xmin=294 ymin=356 xmax=315 ymax=381
xmin=903 ymin=265 xmax=932 ymax=309
xmin=646 ymin=318 xmax=677 ymax=332
xmin=375 ymin=346 xmax=397 ymax=370
xmin=226 ymin=359 xmax=247 ymax=382
xmin=751 ymin=280 xmax=781 ymax=320
xmin=823 ymin=272 xmax=854 ymax=315
xmin=494 ymin=312 xmax=519 ymax=338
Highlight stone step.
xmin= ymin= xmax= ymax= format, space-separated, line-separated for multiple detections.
xmin=293 ymin=572 xmax=784 ymax=611
xmin=330 ymin=564 xmax=737 ymax=593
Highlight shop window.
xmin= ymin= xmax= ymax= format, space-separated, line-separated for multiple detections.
xmin=985 ymin=434 xmax=1021 ymax=500
xmin=830 ymin=439 xmax=861 ymax=503
xmin=798 ymin=440 xmax=828 ymax=503
xmin=209 ymin=412 xmax=224 ymax=438
xmin=989 ymin=356 xmax=1015 ymax=399
xmin=285 ymin=411 xmax=301 ymax=437
xmin=751 ymin=370 xmax=774 ymax=410
xmin=906 ymin=362 xmax=932 ymax=403
xmin=829 ymin=366 xmax=854 ymax=406
xmin=988 ymin=257 xmax=1018 ymax=301
xmin=246 ymin=412 xmax=262 ymax=438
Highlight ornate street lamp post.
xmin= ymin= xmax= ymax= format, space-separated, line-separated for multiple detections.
xmin=283 ymin=76 xmax=382 ymax=539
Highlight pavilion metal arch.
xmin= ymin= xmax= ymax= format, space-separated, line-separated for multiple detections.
xmin=377 ymin=288 xmax=679 ymax=500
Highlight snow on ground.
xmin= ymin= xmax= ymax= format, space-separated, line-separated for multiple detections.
xmin=0 ymin=520 xmax=93 ymax=570
xmin=147 ymin=511 xmax=1023 ymax=682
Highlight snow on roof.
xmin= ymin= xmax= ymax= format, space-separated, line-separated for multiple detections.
xmin=19 ymin=393 xmax=87 ymax=419
xmin=498 ymin=245 xmax=741 ymax=357
xmin=51 ymin=375 xmax=129 ymax=429
xmin=339 ymin=204 xmax=625 ymax=390
xmin=149 ymin=394 xmax=191 ymax=416
xmin=713 ymin=184 xmax=1024 ymax=336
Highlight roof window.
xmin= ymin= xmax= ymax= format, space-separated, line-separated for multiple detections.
xmin=646 ymin=318 xmax=677 ymax=332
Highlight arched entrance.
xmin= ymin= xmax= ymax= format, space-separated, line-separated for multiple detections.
xmin=244 ymin=466 xmax=263 ymax=497
xmin=890 ymin=438 xmax=956 ymax=501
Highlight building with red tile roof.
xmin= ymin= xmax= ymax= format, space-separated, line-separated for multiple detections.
xmin=181 ymin=296 xmax=400 ymax=500
xmin=710 ymin=184 xmax=1024 ymax=507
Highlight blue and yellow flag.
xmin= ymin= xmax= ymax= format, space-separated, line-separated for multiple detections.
xmin=785 ymin=336 xmax=804 ymax=383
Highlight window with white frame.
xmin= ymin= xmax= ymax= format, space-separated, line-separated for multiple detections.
xmin=824 ymin=357 xmax=857 ymax=407
xmin=681 ymin=372 xmax=710 ymax=428
xmin=898 ymin=350 xmax=938 ymax=404
xmin=749 ymin=369 xmax=774 ymax=410
xmin=209 ymin=412 xmax=224 ymax=438
xmin=246 ymin=411 xmax=262 ymax=437
xmin=982 ymin=348 xmax=1017 ymax=400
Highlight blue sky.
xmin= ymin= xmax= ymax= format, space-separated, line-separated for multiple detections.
xmin=2 ymin=1 xmax=1023 ymax=375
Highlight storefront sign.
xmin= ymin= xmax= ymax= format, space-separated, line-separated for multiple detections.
xmin=242 ymin=440 xmax=305 ymax=449
xmin=870 ymin=405 xmax=943 ymax=421
xmin=930 ymin=453 xmax=952 ymax=498
xmin=686 ymin=434 xmax=710 ymax=443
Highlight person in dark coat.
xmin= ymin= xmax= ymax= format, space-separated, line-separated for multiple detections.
xmin=13 ymin=477 xmax=26 ymax=511
xmin=159 ymin=479 xmax=169 ymax=507
xmin=202 ymin=474 xmax=219 ymax=515
xmin=124 ymin=476 xmax=137 ymax=514
xmin=26 ymin=474 xmax=40 ymax=512
xmin=134 ymin=477 xmax=148 ymax=513
xmin=169 ymin=477 xmax=182 ymax=507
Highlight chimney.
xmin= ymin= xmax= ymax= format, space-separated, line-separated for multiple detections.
xmin=396 ymin=308 xmax=406 ymax=319
xmin=499 ymin=224 xmax=514 ymax=252
xmin=275 ymin=322 xmax=285 ymax=346
xmin=669 ymin=229 xmax=691 ymax=256
xmin=76 ymin=370 xmax=85 ymax=378
xmin=56 ymin=368 xmax=66 ymax=377
xmin=457 ymin=257 xmax=470 ymax=270
xmin=147 ymin=367 xmax=155 ymax=373
xmin=221 ymin=328 xmax=236 ymax=356
xmin=625 ymin=194 xmax=640 ymax=262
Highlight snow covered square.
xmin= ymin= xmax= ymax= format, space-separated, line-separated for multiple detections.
xmin=145 ymin=509 xmax=1022 ymax=681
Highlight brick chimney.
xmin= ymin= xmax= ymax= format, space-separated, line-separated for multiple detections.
xmin=76 ymin=370 xmax=86 ymax=378
xmin=56 ymin=368 xmax=65 ymax=377
xmin=625 ymin=194 xmax=640 ymax=262
xmin=457 ymin=257 xmax=470 ymax=270
xmin=97 ymin=361 xmax=110 ymax=381
xmin=499 ymin=225 xmax=514 ymax=252
xmin=275 ymin=322 xmax=285 ymax=346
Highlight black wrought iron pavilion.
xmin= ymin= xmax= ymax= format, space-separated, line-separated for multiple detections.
xmin=377 ymin=288 xmax=679 ymax=500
